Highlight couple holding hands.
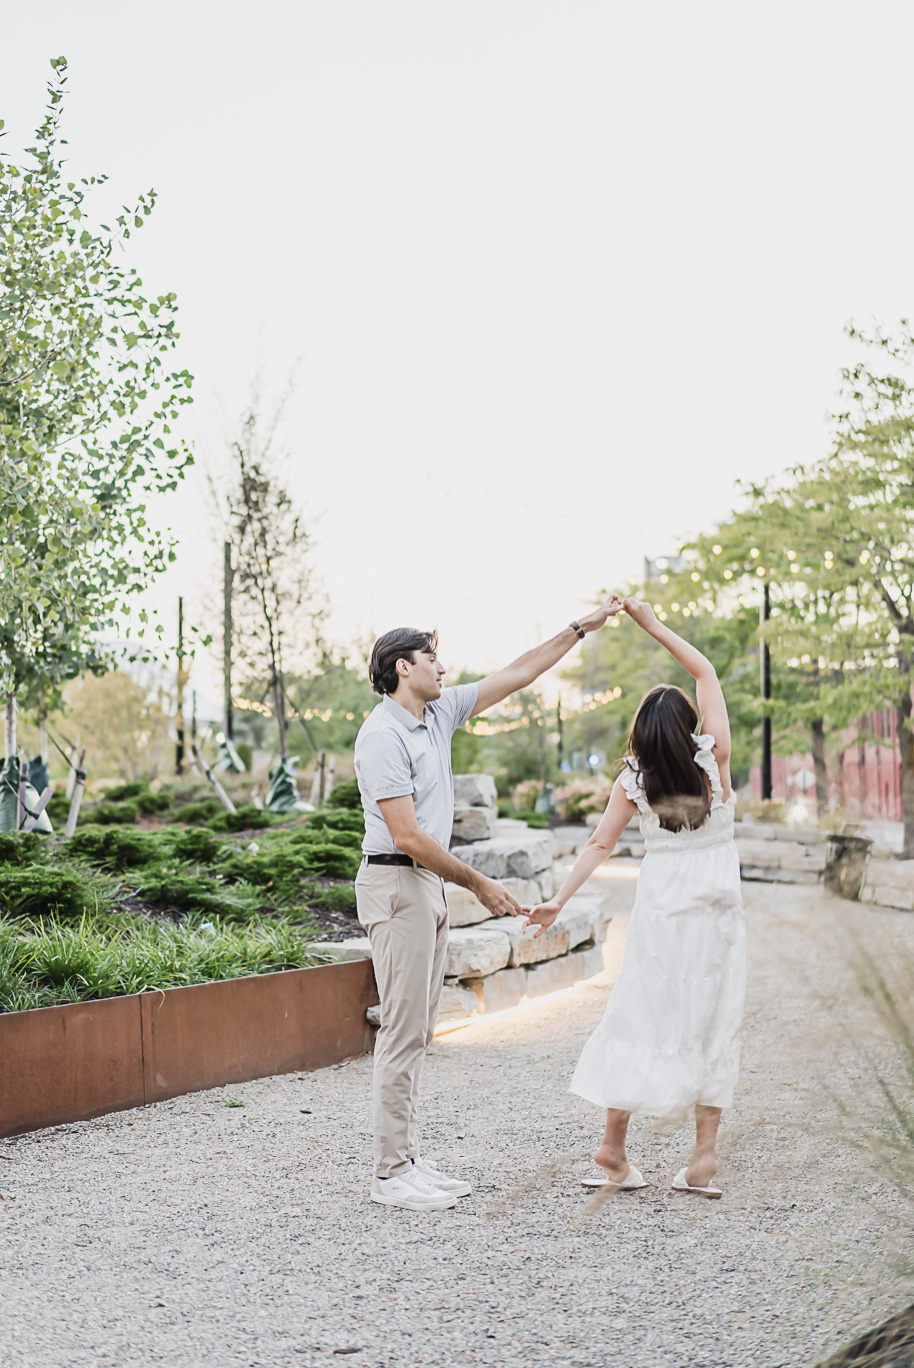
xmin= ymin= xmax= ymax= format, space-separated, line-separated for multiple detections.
xmin=353 ymin=596 xmax=745 ymax=1211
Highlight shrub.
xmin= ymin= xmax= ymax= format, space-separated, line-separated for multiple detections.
xmin=99 ymin=830 xmax=163 ymax=870
xmin=104 ymin=782 xmax=146 ymax=802
xmin=137 ymin=872 xmax=229 ymax=914
xmin=66 ymin=825 xmax=111 ymax=862
xmin=90 ymin=800 xmax=139 ymax=826
xmin=168 ymin=798 xmax=223 ymax=826
xmin=552 ymin=777 xmax=612 ymax=823
xmin=0 ymin=868 xmax=97 ymax=918
xmin=291 ymin=823 xmax=363 ymax=854
xmin=513 ymin=779 xmax=542 ymax=813
xmin=306 ymin=882 xmax=357 ymax=913
xmin=296 ymin=842 xmax=360 ymax=880
xmin=307 ymin=809 xmax=365 ymax=836
xmin=209 ymin=804 xmax=270 ymax=833
xmin=326 ymin=778 xmax=361 ymax=810
xmin=0 ymin=833 xmax=49 ymax=866
xmin=136 ymin=789 xmax=172 ymax=815
xmin=519 ymin=811 xmax=550 ymax=828
xmin=164 ymin=828 xmax=223 ymax=863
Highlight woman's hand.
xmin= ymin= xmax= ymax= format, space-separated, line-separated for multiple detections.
xmin=622 ymin=597 xmax=659 ymax=632
xmin=577 ymin=593 xmax=624 ymax=633
xmin=523 ymin=901 xmax=562 ymax=938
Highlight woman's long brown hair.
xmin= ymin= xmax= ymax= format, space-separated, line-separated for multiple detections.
xmin=626 ymin=684 xmax=711 ymax=832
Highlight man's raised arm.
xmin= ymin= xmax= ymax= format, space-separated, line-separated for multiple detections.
xmin=471 ymin=594 xmax=622 ymax=718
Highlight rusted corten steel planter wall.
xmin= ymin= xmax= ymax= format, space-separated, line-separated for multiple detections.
xmin=0 ymin=958 xmax=378 ymax=1138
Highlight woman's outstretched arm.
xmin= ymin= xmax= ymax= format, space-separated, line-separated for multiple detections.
xmin=524 ymin=780 xmax=636 ymax=936
xmin=622 ymin=597 xmax=731 ymax=765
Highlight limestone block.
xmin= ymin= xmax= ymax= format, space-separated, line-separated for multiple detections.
xmin=865 ymin=858 xmax=914 ymax=892
xmin=780 ymin=850 xmax=826 ymax=873
xmin=437 ymin=984 xmax=480 ymax=1022
xmin=446 ymin=926 xmax=511 ymax=978
xmin=366 ymin=1003 xmax=381 ymax=1027
xmin=868 ymin=884 xmax=914 ymax=911
xmin=741 ymin=866 xmax=820 ymax=884
xmin=736 ymin=840 xmax=782 ymax=867
xmin=453 ymin=774 xmax=498 ymax=809
xmin=465 ymin=967 xmax=528 ymax=1014
xmin=452 ymin=831 xmax=554 ymax=880
xmin=502 ymin=872 xmax=554 ymax=904
xmin=561 ymin=897 xmax=602 ymax=950
xmin=445 ymin=883 xmax=490 ymax=928
xmin=451 ymin=805 xmax=498 ymax=842
xmin=474 ymin=915 xmax=570 ymax=966
xmin=445 ymin=872 xmax=555 ymax=928
xmin=733 ymin=822 xmax=779 ymax=841
xmin=310 ymin=937 xmax=371 ymax=962
xmin=860 ymin=884 xmax=876 ymax=904
xmin=524 ymin=943 xmax=604 ymax=999
xmin=493 ymin=818 xmax=530 ymax=837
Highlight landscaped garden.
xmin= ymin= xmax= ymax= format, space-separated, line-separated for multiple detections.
xmin=0 ymin=778 xmax=366 ymax=1013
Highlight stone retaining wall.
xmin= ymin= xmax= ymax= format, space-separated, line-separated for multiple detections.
xmin=317 ymin=811 xmax=610 ymax=1026
xmin=860 ymin=857 xmax=914 ymax=911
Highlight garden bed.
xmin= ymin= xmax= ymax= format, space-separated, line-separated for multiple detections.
xmin=0 ymin=957 xmax=378 ymax=1137
xmin=0 ymin=781 xmax=367 ymax=1013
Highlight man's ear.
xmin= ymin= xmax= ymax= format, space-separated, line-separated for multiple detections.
xmin=396 ymin=657 xmax=410 ymax=678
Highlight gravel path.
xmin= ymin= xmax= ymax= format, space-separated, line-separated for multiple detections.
xmin=2 ymin=866 xmax=913 ymax=1368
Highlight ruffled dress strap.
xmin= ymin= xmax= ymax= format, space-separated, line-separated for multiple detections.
xmin=620 ymin=758 xmax=652 ymax=816
xmin=692 ymin=732 xmax=724 ymax=805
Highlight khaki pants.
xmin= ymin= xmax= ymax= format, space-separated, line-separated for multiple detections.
xmin=355 ymin=861 xmax=449 ymax=1179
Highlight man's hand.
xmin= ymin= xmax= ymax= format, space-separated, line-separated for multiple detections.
xmin=576 ymin=593 xmax=624 ymax=634
xmin=474 ymin=875 xmax=522 ymax=918
xmin=523 ymin=901 xmax=562 ymax=937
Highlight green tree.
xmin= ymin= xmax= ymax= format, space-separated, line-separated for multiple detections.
xmin=678 ymin=321 xmax=914 ymax=849
xmin=0 ymin=57 xmax=193 ymax=818
xmin=561 ymin=595 xmax=761 ymax=783
xmin=213 ymin=389 xmax=324 ymax=764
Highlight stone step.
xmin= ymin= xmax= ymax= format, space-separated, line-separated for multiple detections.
xmin=451 ymin=830 xmax=553 ymax=881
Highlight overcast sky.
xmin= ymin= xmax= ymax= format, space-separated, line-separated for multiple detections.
xmin=7 ymin=1 xmax=914 ymax=699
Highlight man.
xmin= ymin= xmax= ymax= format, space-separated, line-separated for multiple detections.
xmin=354 ymin=599 xmax=621 ymax=1211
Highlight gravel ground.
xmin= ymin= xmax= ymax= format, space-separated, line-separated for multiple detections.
xmin=2 ymin=864 xmax=913 ymax=1368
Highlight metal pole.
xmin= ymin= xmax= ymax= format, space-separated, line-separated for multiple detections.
xmin=176 ymin=596 xmax=185 ymax=776
xmin=224 ymin=541 xmax=234 ymax=741
xmin=760 ymin=582 xmax=772 ymax=800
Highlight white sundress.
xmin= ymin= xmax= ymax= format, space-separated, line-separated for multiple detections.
xmin=570 ymin=734 xmax=746 ymax=1119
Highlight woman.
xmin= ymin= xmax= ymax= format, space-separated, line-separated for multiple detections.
xmin=526 ymin=597 xmax=745 ymax=1197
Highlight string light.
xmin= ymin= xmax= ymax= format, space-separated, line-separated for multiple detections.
xmin=750 ymin=548 xmax=760 ymax=558
xmin=712 ymin=545 xmax=722 ymax=555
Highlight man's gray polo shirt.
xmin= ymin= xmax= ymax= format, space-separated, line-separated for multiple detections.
xmin=354 ymin=684 xmax=479 ymax=855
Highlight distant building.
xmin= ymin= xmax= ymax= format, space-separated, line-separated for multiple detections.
xmin=643 ymin=553 xmax=689 ymax=584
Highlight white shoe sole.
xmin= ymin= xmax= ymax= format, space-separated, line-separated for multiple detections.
xmin=670 ymin=1166 xmax=722 ymax=1198
xmin=370 ymin=1191 xmax=457 ymax=1211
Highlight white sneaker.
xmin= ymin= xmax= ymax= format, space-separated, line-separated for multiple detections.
xmin=412 ymin=1155 xmax=472 ymax=1198
xmin=370 ymin=1169 xmax=457 ymax=1211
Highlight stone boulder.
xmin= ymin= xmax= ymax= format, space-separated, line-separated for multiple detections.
xmin=309 ymin=936 xmax=371 ymax=962
xmin=474 ymin=915 xmax=570 ymax=966
xmin=453 ymin=774 xmax=497 ymax=809
xmin=525 ymin=943 xmax=604 ymax=999
xmin=465 ymin=967 xmax=527 ymax=1015
xmin=446 ymin=926 xmax=511 ymax=978
xmin=451 ymin=805 xmax=498 ymax=843
xmin=451 ymin=831 xmax=553 ymax=881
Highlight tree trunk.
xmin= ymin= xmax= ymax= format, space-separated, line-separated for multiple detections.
xmin=38 ymin=688 xmax=48 ymax=767
xmin=4 ymin=692 xmax=17 ymax=759
xmin=809 ymin=718 xmax=829 ymax=818
xmin=898 ymin=691 xmax=914 ymax=858
xmin=272 ymin=672 xmax=288 ymax=761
